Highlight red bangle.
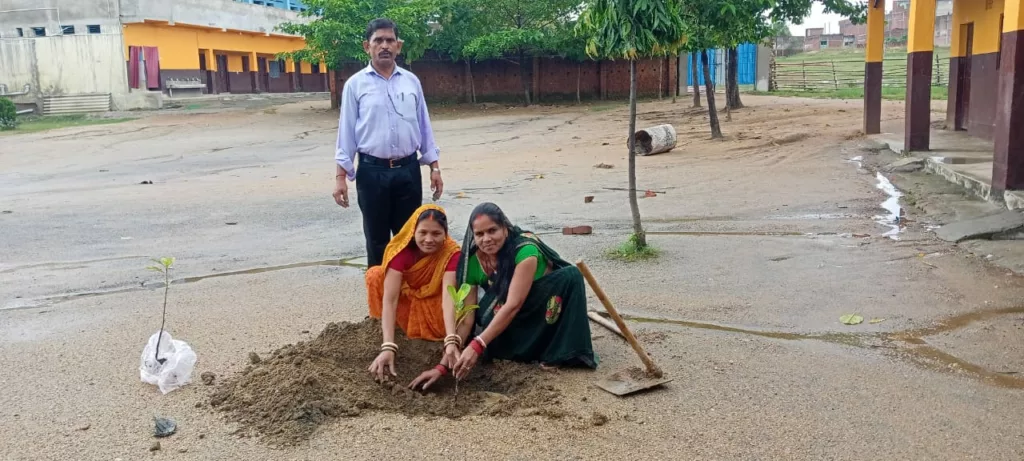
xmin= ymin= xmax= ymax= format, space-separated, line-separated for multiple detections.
xmin=434 ymin=364 xmax=448 ymax=376
xmin=469 ymin=338 xmax=485 ymax=355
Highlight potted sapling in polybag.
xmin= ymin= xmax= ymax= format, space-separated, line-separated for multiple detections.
xmin=139 ymin=257 xmax=197 ymax=394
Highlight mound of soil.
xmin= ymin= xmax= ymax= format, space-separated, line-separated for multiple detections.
xmin=209 ymin=319 xmax=563 ymax=445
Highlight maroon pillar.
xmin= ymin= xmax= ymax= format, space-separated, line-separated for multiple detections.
xmin=993 ymin=30 xmax=1024 ymax=194
xmin=864 ymin=62 xmax=882 ymax=134
xmin=904 ymin=51 xmax=934 ymax=151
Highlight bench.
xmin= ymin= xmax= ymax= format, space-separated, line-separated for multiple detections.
xmin=165 ymin=78 xmax=206 ymax=98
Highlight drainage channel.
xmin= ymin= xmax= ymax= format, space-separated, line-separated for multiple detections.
xmin=4 ymin=257 xmax=368 ymax=311
xmin=597 ymin=308 xmax=1024 ymax=390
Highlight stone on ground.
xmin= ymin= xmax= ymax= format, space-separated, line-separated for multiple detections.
xmin=884 ymin=157 xmax=925 ymax=173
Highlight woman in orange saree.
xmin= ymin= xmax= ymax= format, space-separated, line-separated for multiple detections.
xmin=365 ymin=204 xmax=467 ymax=383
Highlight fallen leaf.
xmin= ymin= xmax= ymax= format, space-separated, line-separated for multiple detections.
xmin=840 ymin=314 xmax=864 ymax=325
xmin=869 ymin=318 xmax=886 ymax=324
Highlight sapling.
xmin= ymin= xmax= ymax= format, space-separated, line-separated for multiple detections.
xmin=446 ymin=283 xmax=478 ymax=398
xmin=146 ymin=257 xmax=175 ymax=364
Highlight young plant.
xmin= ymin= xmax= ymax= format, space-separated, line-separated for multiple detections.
xmin=446 ymin=283 xmax=477 ymax=399
xmin=147 ymin=257 xmax=176 ymax=364
xmin=447 ymin=283 xmax=478 ymax=326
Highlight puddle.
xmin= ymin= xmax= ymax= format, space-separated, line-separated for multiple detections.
xmin=4 ymin=257 xmax=368 ymax=310
xmin=873 ymin=172 xmax=904 ymax=240
xmin=599 ymin=309 xmax=1024 ymax=389
xmin=845 ymin=155 xmax=864 ymax=169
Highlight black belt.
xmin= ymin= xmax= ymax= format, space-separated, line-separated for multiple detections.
xmin=358 ymin=152 xmax=417 ymax=168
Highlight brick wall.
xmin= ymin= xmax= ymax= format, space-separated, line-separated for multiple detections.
xmin=330 ymin=55 xmax=677 ymax=104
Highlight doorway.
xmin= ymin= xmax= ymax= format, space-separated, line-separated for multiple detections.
xmin=215 ymin=54 xmax=230 ymax=93
xmin=955 ymin=23 xmax=974 ymax=131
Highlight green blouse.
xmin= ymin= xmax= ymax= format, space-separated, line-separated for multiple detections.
xmin=465 ymin=244 xmax=547 ymax=286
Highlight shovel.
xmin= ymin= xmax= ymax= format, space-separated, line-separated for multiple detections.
xmin=576 ymin=260 xmax=673 ymax=396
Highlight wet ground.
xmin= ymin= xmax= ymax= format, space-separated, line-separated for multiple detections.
xmin=1 ymin=94 xmax=1023 ymax=459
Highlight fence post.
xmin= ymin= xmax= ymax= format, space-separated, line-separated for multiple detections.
xmin=832 ymin=60 xmax=839 ymax=89
xmin=802 ymin=61 xmax=806 ymax=91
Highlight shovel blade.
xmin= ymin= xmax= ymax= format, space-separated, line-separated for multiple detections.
xmin=594 ymin=368 xmax=673 ymax=396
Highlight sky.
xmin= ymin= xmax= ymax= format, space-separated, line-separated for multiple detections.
xmin=788 ymin=0 xmax=894 ymax=36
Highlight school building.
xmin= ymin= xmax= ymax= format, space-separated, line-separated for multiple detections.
xmin=0 ymin=0 xmax=327 ymax=113
xmin=863 ymin=0 xmax=1024 ymax=197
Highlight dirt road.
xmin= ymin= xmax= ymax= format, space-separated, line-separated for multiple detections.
xmin=1 ymin=94 xmax=1022 ymax=459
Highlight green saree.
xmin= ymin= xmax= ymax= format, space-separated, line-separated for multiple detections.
xmin=456 ymin=228 xmax=598 ymax=369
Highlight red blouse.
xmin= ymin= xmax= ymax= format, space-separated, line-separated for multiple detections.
xmin=387 ymin=248 xmax=461 ymax=272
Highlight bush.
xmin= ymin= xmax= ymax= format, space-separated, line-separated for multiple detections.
xmin=0 ymin=97 xmax=17 ymax=130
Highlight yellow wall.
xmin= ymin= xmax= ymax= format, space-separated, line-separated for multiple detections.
xmin=866 ymin=1 xmax=885 ymax=62
xmin=949 ymin=0 xmax=1005 ymax=56
xmin=1006 ymin=0 xmax=1024 ymax=32
xmin=123 ymin=22 xmax=306 ymax=70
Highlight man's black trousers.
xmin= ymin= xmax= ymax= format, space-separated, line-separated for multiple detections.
xmin=355 ymin=153 xmax=422 ymax=267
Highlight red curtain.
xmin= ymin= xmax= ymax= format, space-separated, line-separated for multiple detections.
xmin=143 ymin=47 xmax=160 ymax=90
xmin=128 ymin=46 xmax=140 ymax=89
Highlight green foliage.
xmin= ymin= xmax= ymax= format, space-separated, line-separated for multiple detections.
xmin=447 ymin=283 xmax=479 ymax=324
xmin=606 ymin=234 xmax=659 ymax=262
xmin=147 ymin=257 xmax=176 ymax=362
xmin=277 ymin=0 xmax=439 ymax=67
xmin=461 ymin=0 xmax=581 ymax=61
xmin=576 ymin=0 xmax=686 ymax=60
xmin=431 ymin=0 xmax=488 ymax=61
xmin=839 ymin=313 xmax=864 ymax=325
xmin=0 ymin=97 xmax=17 ymax=130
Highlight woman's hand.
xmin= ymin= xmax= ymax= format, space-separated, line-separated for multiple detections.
xmin=408 ymin=367 xmax=444 ymax=391
xmin=441 ymin=343 xmax=460 ymax=368
xmin=453 ymin=346 xmax=479 ymax=380
xmin=368 ymin=350 xmax=397 ymax=382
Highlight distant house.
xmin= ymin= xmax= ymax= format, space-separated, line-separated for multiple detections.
xmin=803 ymin=28 xmax=846 ymax=51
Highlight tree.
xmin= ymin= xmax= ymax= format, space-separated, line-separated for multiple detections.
xmin=432 ymin=0 xmax=490 ymax=103
xmin=277 ymin=0 xmax=439 ymax=69
xmin=462 ymin=0 xmax=581 ymax=105
xmin=577 ymin=0 xmax=686 ymax=249
xmin=550 ymin=25 xmax=592 ymax=104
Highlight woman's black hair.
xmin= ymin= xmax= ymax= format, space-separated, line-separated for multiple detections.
xmin=466 ymin=202 xmax=518 ymax=303
xmin=416 ymin=208 xmax=449 ymax=233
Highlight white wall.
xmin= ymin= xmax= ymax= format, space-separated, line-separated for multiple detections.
xmin=0 ymin=33 xmax=129 ymax=110
xmin=0 ymin=0 xmax=120 ymax=38
xmin=120 ymin=0 xmax=305 ymax=33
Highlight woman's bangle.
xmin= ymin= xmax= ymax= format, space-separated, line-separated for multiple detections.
xmin=469 ymin=337 xmax=486 ymax=355
xmin=444 ymin=334 xmax=462 ymax=347
xmin=434 ymin=364 xmax=449 ymax=376
xmin=381 ymin=342 xmax=398 ymax=354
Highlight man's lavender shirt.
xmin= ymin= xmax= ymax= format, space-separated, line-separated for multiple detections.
xmin=334 ymin=64 xmax=440 ymax=181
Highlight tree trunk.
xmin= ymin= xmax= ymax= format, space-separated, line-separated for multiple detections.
xmin=726 ymin=47 xmax=743 ymax=109
xmin=702 ymin=50 xmax=723 ymax=139
xmin=576 ymin=62 xmax=582 ymax=104
xmin=519 ymin=50 xmax=531 ymax=105
xmin=658 ymin=57 xmax=664 ymax=99
xmin=466 ymin=60 xmax=476 ymax=104
xmin=691 ymin=53 xmax=701 ymax=108
xmin=627 ymin=59 xmax=646 ymax=248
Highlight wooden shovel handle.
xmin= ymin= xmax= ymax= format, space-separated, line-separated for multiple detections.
xmin=576 ymin=260 xmax=663 ymax=378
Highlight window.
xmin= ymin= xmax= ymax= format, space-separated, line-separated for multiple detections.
xmin=32 ymin=27 xmax=46 ymax=37
xmin=61 ymin=25 xmax=75 ymax=35
xmin=87 ymin=25 xmax=101 ymax=34
xmin=312 ymin=63 xmax=321 ymax=73
xmin=16 ymin=27 xmax=23 ymax=37
xmin=820 ymin=39 xmax=828 ymax=48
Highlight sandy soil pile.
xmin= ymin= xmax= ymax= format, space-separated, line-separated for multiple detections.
xmin=209 ymin=319 xmax=563 ymax=445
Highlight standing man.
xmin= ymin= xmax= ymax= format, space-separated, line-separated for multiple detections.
xmin=333 ymin=18 xmax=444 ymax=267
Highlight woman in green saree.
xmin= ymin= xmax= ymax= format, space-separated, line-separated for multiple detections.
xmin=448 ymin=202 xmax=598 ymax=380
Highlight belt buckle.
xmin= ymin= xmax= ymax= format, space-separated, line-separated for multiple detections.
xmin=389 ymin=158 xmax=397 ymax=168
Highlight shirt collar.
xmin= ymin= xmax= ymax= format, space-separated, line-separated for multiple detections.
xmin=364 ymin=63 xmax=404 ymax=78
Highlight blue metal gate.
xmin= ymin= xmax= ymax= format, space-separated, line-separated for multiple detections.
xmin=685 ymin=44 xmax=758 ymax=86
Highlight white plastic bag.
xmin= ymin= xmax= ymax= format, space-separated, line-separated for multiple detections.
xmin=139 ymin=330 xmax=197 ymax=394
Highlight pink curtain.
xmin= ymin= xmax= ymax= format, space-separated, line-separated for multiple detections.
xmin=128 ymin=46 xmax=141 ymax=89
xmin=143 ymin=47 xmax=161 ymax=90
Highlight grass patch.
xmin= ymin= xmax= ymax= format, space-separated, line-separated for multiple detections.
xmin=1 ymin=114 xmax=133 ymax=135
xmin=606 ymin=234 xmax=660 ymax=262
xmin=748 ymin=85 xmax=947 ymax=101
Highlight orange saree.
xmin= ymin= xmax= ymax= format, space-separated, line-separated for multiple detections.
xmin=365 ymin=204 xmax=461 ymax=341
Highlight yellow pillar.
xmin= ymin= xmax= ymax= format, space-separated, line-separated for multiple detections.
xmin=285 ymin=58 xmax=296 ymax=73
xmin=205 ymin=49 xmax=216 ymax=71
xmin=993 ymin=0 xmax=1024 ymax=192
xmin=248 ymin=51 xmax=258 ymax=72
xmin=905 ymin=0 xmax=937 ymax=151
xmin=864 ymin=0 xmax=885 ymax=134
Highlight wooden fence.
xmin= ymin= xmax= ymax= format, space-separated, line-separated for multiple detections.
xmin=770 ymin=56 xmax=948 ymax=91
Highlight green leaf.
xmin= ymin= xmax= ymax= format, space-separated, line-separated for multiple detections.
xmin=457 ymin=283 xmax=471 ymax=300
xmin=447 ymin=285 xmax=458 ymax=301
xmin=159 ymin=257 xmax=175 ymax=268
xmin=869 ymin=318 xmax=886 ymax=324
xmin=146 ymin=266 xmax=164 ymax=272
xmin=840 ymin=314 xmax=864 ymax=325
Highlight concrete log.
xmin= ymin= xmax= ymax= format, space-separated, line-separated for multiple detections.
xmin=632 ymin=124 xmax=677 ymax=156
